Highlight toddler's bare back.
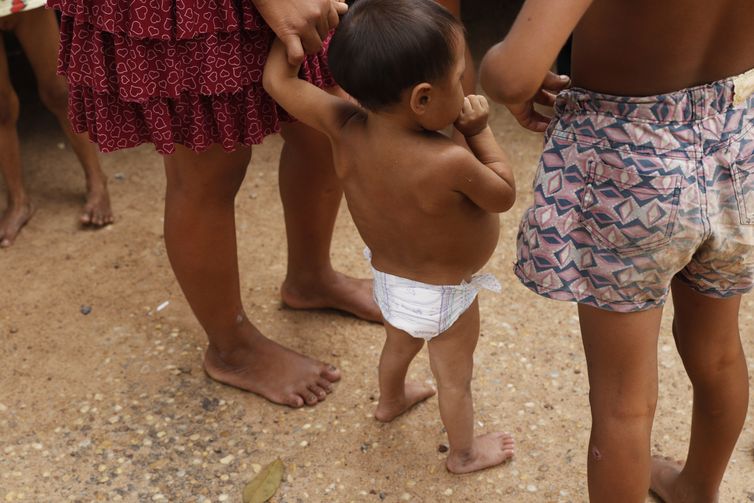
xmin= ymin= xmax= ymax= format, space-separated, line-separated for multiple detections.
xmin=334 ymin=119 xmax=500 ymax=285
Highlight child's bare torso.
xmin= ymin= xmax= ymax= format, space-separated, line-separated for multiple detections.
xmin=572 ymin=0 xmax=754 ymax=95
xmin=333 ymin=116 xmax=500 ymax=285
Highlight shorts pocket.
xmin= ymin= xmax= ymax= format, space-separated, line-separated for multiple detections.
xmin=579 ymin=159 xmax=683 ymax=255
xmin=731 ymin=158 xmax=754 ymax=225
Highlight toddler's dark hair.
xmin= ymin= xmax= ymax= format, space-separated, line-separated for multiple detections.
xmin=329 ymin=0 xmax=462 ymax=111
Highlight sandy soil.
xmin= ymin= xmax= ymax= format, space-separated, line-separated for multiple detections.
xmin=2 ymin=12 xmax=754 ymax=503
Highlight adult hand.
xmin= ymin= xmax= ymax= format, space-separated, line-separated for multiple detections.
xmin=254 ymin=0 xmax=349 ymax=65
xmin=506 ymin=71 xmax=570 ymax=133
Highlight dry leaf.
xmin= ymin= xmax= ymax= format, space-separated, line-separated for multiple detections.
xmin=242 ymin=458 xmax=284 ymax=503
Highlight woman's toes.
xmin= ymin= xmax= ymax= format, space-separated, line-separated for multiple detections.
xmin=316 ymin=378 xmax=333 ymax=393
xmin=320 ymin=364 xmax=341 ymax=382
xmin=308 ymin=384 xmax=327 ymax=399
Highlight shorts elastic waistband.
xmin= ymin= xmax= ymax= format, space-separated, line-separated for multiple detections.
xmin=556 ymin=67 xmax=754 ymax=123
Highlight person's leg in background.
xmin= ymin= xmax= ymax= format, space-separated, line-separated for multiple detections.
xmin=14 ymin=7 xmax=113 ymax=227
xmin=0 ymin=31 xmax=32 ymax=247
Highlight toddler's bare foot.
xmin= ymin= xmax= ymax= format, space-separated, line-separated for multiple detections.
xmin=446 ymin=432 xmax=515 ymax=474
xmin=80 ymin=180 xmax=114 ymax=227
xmin=203 ymin=328 xmax=341 ymax=408
xmin=0 ymin=200 xmax=34 ymax=248
xmin=374 ymin=381 xmax=436 ymax=422
xmin=282 ymin=270 xmax=382 ymax=323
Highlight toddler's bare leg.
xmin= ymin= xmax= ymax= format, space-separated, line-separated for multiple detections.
xmin=374 ymin=324 xmax=435 ymax=422
xmin=579 ymin=304 xmax=662 ymax=502
xmin=14 ymin=8 xmax=113 ymax=227
xmin=164 ymin=144 xmax=340 ymax=408
xmin=278 ymin=118 xmax=381 ymax=322
xmin=0 ymin=35 xmax=33 ymax=248
xmin=650 ymin=279 xmax=748 ymax=503
xmin=428 ymin=299 xmax=515 ymax=474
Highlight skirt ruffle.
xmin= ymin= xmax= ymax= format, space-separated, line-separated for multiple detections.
xmin=51 ymin=0 xmax=335 ymax=154
xmin=48 ymin=0 xmax=264 ymax=40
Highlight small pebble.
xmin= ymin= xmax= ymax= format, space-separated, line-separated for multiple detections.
xmin=220 ymin=455 xmax=234 ymax=465
xmin=526 ymin=484 xmax=538 ymax=492
xmin=438 ymin=444 xmax=449 ymax=453
xmin=443 ymin=488 xmax=453 ymax=496
xmin=114 ymin=173 xmax=126 ymax=181
xmin=80 ymin=305 xmax=92 ymax=315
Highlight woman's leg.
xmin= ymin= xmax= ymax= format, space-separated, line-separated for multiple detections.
xmin=0 ymin=33 xmax=33 ymax=247
xmin=650 ymin=279 xmax=748 ymax=503
xmin=164 ymin=144 xmax=340 ymax=408
xmin=278 ymin=120 xmax=381 ymax=322
xmin=13 ymin=7 xmax=113 ymax=226
xmin=578 ymin=304 xmax=663 ymax=502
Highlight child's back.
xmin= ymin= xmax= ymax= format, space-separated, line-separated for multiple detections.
xmin=336 ymin=116 xmax=501 ymax=284
xmin=572 ymin=0 xmax=754 ymax=94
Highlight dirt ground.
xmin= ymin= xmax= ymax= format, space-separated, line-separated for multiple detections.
xmin=2 ymin=9 xmax=754 ymax=503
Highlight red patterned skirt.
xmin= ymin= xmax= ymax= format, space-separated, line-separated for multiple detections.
xmin=49 ymin=0 xmax=334 ymax=154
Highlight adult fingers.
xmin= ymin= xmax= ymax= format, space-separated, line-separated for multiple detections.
xmin=281 ymin=34 xmax=306 ymax=65
xmin=332 ymin=1 xmax=348 ymax=15
xmin=299 ymin=26 xmax=324 ymax=55
xmin=317 ymin=8 xmax=330 ymax=40
xmin=327 ymin=2 xmax=340 ymax=31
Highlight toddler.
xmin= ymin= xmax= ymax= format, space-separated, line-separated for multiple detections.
xmin=264 ymin=0 xmax=516 ymax=473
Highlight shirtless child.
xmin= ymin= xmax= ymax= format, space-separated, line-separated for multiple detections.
xmin=481 ymin=0 xmax=754 ymax=500
xmin=264 ymin=0 xmax=516 ymax=473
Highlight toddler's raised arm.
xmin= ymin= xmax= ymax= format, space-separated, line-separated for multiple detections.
xmin=449 ymin=95 xmax=516 ymax=213
xmin=263 ymin=38 xmax=359 ymax=140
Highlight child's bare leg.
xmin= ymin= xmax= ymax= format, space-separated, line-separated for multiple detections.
xmin=579 ymin=304 xmax=662 ymax=502
xmin=650 ymin=279 xmax=748 ymax=503
xmin=0 ymin=35 xmax=33 ymax=248
xmin=278 ymin=106 xmax=381 ymax=323
xmin=374 ymin=324 xmax=435 ymax=422
xmin=14 ymin=8 xmax=112 ymax=227
xmin=164 ymin=144 xmax=340 ymax=408
xmin=428 ymin=299 xmax=515 ymax=474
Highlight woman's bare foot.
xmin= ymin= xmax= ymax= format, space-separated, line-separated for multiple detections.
xmin=281 ymin=270 xmax=382 ymax=323
xmin=650 ymin=456 xmax=692 ymax=503
xmin=80 ymin=180 xmax=114 ymax=227
xmin=203 ymin=328 xmax=341 ymax=408
xmin=446 ymin=432 xmax=515 ymax=474
xmin=0 ymin=200 xmax=34 ymax=247
xmin=374 ymin=381 xmax=436 ymax=422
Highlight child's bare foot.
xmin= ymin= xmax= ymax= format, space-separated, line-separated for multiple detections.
xmin=649 ymin=456 xmax=717 ymax=503
xmin=203 ymin=328 xmax=341 ymax=408
xmin=650 ymin=456 xmax=682 ymax=502
xmin=0 ymin=200 xmax=34 ymax=248
xmin=374 ymin=381 xmax=436 ymax=422
xmin=80 ymin=180 xmax=114 ymax=227
xmin=446 ymin=432 xmax=515 ymax=474
xmin=282 ymin=270 xmax=382 ymax=323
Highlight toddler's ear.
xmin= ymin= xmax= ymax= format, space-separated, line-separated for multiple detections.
xmin=409 ymin=83 xmax=433 ymax=115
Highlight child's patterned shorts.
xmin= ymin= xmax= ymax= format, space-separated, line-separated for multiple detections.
xmin=516 ymin=68 xmax=754 ymax=312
